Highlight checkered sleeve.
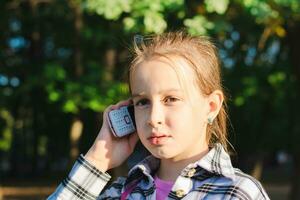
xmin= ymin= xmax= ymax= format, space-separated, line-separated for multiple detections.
xmin=47 ymin=154 xmax=111 ymax=200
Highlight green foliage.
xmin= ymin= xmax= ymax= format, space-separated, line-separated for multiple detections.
xmin=144 ymin=12 xmax=167 ymax=33
xmin=82 ymin=82 xmax=130 ymax=112
xmin=274 ymin=0 xmax=300 ymax=12
xmin=0 ymin=109 xmax=13 ymax=151
xmin=268 ymin=71 xmax=286 ymax=87
xmin=184 ymin=16 xmax=214 ymax=35
xmin=43 ymin=63 xmax=130 ymax=113
xmin=86 ymin=0 xmax=132 ymax=20
xmin=242 ymin=0 xmax=279 ymax=23
xmin=233 ymin=76 xmax=258 ymax=107
xmin=86 ymin=0 xmax=184 ymax=33
xmin=63 ymin=99 xmax=79 ymax=113
xmin=205 ymin=0 xmax=229 ymax=14
xmin=37 ymin=135 xmax=48 ymax=156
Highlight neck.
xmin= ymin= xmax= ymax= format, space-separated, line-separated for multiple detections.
xmin=156 ymin=146 xmax=209 ymax=182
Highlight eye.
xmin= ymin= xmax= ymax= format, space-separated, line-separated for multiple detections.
xmin=135 ymin=98 xmax=150 ymax=107
xmin=164 ymin=96 xmax=180 ymax=104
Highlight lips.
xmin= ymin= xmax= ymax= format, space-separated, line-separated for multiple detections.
xmin=148 ymin=132 xmax=170 ymax=145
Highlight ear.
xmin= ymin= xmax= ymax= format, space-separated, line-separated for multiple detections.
xmin=207 ymin=90 xmax=224 ymax=119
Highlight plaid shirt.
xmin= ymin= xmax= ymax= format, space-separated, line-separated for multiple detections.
xmin=48 ymin=144 xmax=270 ymax=200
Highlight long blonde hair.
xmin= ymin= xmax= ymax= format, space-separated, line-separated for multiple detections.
xmin=128 ymin=31 xmax=229 ymax=151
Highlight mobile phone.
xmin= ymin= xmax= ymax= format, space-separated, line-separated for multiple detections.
xmin=108 ymin=105 xmax=136 ymax=137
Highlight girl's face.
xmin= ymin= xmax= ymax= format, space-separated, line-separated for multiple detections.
xmin=131 ymin=57 xmax=211 ymax=161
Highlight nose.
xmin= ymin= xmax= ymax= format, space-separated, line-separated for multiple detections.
xmin=147 ymin=103 xmax=163 ymax=128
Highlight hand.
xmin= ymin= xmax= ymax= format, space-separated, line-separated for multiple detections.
xmin=85 ymin=99 xmax=139 ymax=172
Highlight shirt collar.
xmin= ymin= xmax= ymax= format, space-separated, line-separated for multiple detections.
xmin=191 ymin=143 xmax=235 ymax=180
xmin=129 ymin=155 xmax=160 ymax=175
xmin=126 ymin=143 xmax=235 ymax=186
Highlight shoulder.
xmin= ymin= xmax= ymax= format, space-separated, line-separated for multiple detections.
xmin=231 ymin=168 xmax=270 ymax=200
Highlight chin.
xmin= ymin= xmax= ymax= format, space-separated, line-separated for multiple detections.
xmin=150 ymin=150 xmax=176 ymax=160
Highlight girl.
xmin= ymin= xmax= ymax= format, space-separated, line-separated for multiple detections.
xmin=48 ymin=32 xmax=270 ymax=200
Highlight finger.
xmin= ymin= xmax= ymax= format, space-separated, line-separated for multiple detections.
xmin=102 ymin=104 xmax=117 ymax=125
xmin=104 ymin=105 xmax=114 ymax=113
xmin=116 ymin=99 xmax=133 ymax=108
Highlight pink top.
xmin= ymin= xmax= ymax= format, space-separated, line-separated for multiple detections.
xmin=154 ymin=175 xmax=174 ymax=200
xmin=121 ymin=176 xmax=174 ymax=200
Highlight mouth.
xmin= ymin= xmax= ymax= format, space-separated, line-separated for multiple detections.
xmin=147 ymin=132 xmax=171 ymax=145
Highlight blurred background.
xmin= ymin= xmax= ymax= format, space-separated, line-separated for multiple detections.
xmin=0 ymin=0 xmax=299 ymax=199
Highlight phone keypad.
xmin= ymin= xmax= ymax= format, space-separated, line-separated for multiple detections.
xmin=109 ymin=106 xmax=136 ymax=137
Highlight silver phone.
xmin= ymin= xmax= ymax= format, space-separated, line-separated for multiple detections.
xmin=108 ymin=105 xmax=136 ymax=137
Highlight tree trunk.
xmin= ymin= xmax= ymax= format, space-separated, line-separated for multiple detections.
xmin=104 ymin=48 xmax=116 ymax=82
xmin=70 ymin=116 xmax=84 ymax=162
xmin=68 ymin=0 xmax=84 ymax=164
xmin=289 ymin=155 xmax=300 ymax=200
xmin=251 ymin=157 xmax=263 ymax=181
xmin=287 ymin=21 xmax=300 ymax=200
xmin=28 ymin=0 xmax=43 ymax=175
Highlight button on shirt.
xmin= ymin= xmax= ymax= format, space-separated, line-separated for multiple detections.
xmin=48 ymin=143 xmax=270 ymax=200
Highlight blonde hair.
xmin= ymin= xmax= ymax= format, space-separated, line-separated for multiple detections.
xmin=128 ymin=31 xmax=229 ymax=151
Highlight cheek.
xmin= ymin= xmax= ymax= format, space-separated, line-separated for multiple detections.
xmin=190 ymin=108 xmax=208 ymax=131
xmin=165 ymin=109 xmax=189 ymax=131
xmin=171 ymin=107 xmax=204 ymax=130
xmin=134 ymin=110 xmax=148 ymax=132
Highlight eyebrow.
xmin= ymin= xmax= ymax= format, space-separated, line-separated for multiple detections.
xmin=131 ymin=88 xmax=182 ymax=98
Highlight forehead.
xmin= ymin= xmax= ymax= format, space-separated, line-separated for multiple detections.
xmin=130 ymin=56 xmax=199 ymax=96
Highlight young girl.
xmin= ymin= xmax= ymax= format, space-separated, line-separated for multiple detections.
xmin=48 ymin=32 xmax=270 ymax=200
